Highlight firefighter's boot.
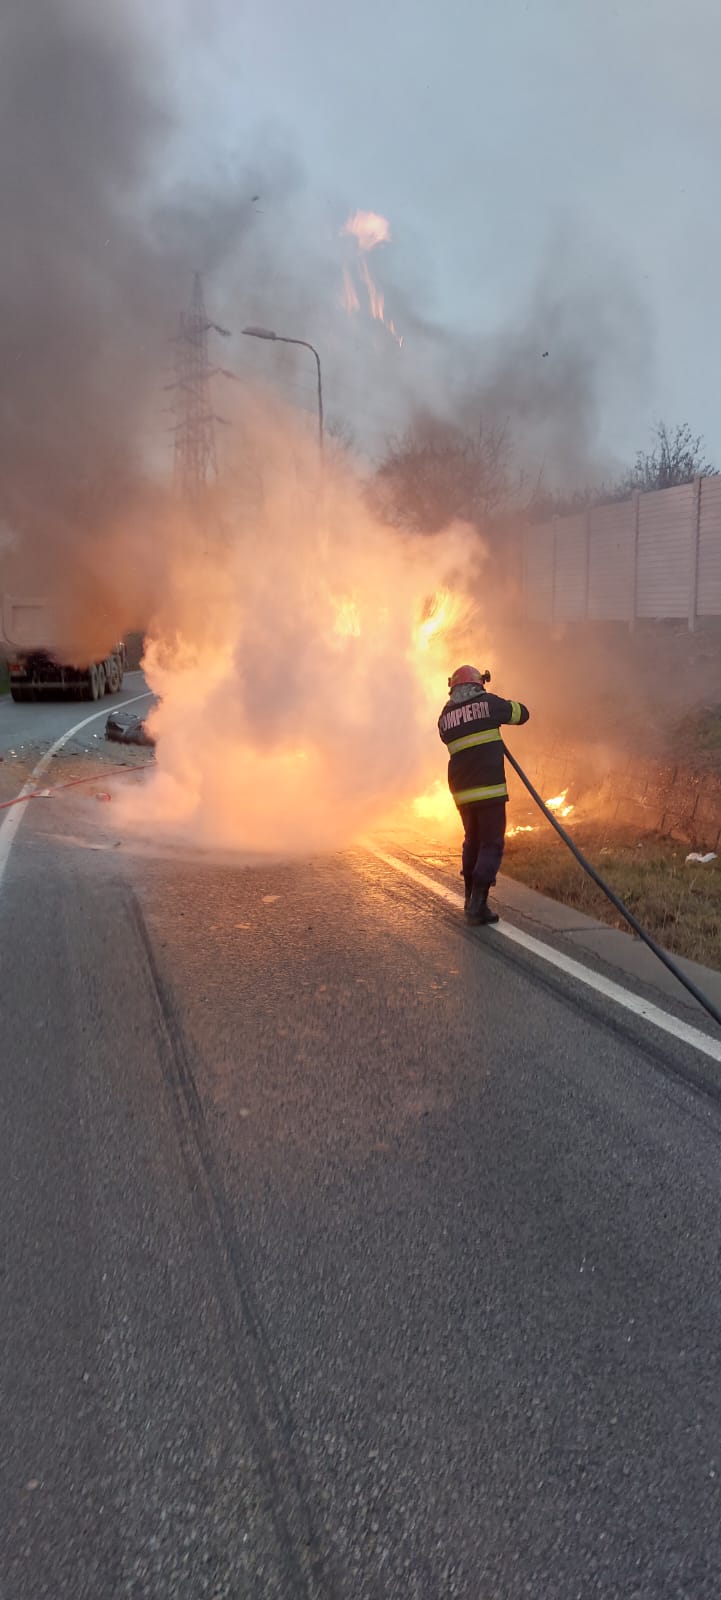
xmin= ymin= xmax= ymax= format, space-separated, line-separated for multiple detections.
xmin=465 ymin=883 xmax=500 ymax=926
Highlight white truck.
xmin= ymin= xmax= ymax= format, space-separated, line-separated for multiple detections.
xmin=0 ymin=594 xmax=126 ymax=702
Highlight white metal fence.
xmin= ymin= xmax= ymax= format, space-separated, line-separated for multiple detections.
xmin=524 ymin=476 xmax=721 ymax=627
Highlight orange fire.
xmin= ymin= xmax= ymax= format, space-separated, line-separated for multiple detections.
xmin=357 ymin=258 xmax=403 ymax=345
xmin=359 ymin=255 xmax=384 ymax=321
xmin=119 ymin=391 xmax=490 ymax=857
xmin=332 ymin=595 xmax=362 ymax=638
xmin=413 ymin=587 xmax=471 ymax=652
xmin=508 ymin=790 xmax=575 ymax=837
xmin=404 ymin=587 xmax=483 ymax=833
xmin=412 ymin=779 xmax=457 ymax=827
xmin=545 ymin=788 xmax=574 ymax=818
xmin=341 ymin=209 xmax=403 ymax=346
xmin=340 ymin=268 xmax=360 ymax=314
xmin=342 ymin=211 xmax=391 ymax=251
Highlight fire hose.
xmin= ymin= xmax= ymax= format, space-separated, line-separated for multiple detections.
xmin=0 ymin=762 xmax=148 ymax=811
xmin=503 ymin=744 xmax=721 ymax=1033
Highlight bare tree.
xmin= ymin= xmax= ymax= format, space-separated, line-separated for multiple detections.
xmin=625 ymin=421 xmax=716 ymax=492
xmin=527 ymin=421 xmax=718 ymax=521
xmin=373 ymin=416 xmax=511 ymax=533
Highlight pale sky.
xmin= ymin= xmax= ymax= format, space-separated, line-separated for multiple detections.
xmin=156 ymin=0 xmax=721 ymax=476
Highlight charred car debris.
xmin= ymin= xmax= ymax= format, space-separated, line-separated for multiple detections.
xmin=105 ymin=710 xmax=156 ymax=748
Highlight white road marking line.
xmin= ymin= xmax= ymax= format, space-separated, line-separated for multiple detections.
xmin=369 ymin=848 xmax=721 ymax=1066
xmin=0 ymin=690 xmax=153 ymax=893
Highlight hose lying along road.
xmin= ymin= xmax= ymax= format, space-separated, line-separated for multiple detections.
xmin=503 ymin=744 xmax=721 ymax=1033
xmin=0 ymin=762 xmax=148 ymax=811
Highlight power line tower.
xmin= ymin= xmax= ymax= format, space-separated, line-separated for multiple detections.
xmin=168 ymin=272 xmax=232 ymax=503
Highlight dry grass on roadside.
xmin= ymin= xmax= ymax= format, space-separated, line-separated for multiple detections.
xmin=503 ymin=822 xmax=721 ymax=970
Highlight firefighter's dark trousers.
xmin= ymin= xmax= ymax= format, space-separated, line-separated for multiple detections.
xmin=458 ymin=799 xmax=507 ymax=893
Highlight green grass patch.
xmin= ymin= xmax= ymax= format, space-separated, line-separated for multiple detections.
xmin=504 ymin=821 xmax=721 ymax=970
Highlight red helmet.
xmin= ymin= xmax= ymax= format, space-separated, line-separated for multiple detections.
xmin=448 ymin=664 xmax=486 ymax=690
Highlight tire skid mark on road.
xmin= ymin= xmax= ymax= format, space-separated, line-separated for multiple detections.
xmin=127 ymin=886 xmax=340 ymax=1600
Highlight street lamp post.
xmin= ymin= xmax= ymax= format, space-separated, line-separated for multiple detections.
xmin=242 ymin=326 xmax=324 ymax=454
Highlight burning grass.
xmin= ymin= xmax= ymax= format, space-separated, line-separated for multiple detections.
xmin=503 ymin=820 xmax=721 ymax=971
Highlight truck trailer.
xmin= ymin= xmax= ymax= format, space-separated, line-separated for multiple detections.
xmin=1 ymin=595 xmax=126 ymax=702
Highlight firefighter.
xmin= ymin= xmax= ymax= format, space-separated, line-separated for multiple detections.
xmin=438 ymin=665 xmax=529 ymax=925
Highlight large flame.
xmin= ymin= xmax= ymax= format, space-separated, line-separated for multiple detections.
xmin=342 ymin=211 xmax=392 ymax=251
xmin=406 ymin=588 xmax=490 ymax=834
xmin=118 ymin=394 xmax=482 ymax=855
xmin=340 ymin=268 xmax=360 ymax=314
xmin=358 ymin=258 xmax=403 ymax=346
xmin=410 ymin=588 xmax=479 ymax=730
xmin=359 ymin=255 xmax=385 ymax=321
xmin=412 ymin=779 xmax=457 ymax=827
xmin=414 ymin=588 xmax=472 ymax=653
xmin=341 ymin=209 xmax=403 ymax=346
xmin=331 ymin=595 xmax=362 ymax=638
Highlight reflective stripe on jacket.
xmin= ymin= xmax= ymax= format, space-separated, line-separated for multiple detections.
xmin=437 ymin=690 xmax=529 ymax=806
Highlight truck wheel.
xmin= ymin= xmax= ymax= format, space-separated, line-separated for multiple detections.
xmin=10 ymin=686 xmax=26 ymax=702
xmin=86 ymin=665 xmax=102 ymax=701
xmin=107 ymin=657 xmax=121 ymax=694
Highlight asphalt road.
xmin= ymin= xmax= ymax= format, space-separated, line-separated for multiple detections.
xmin=2 ymin=690 xmax=721 ymax=1598
xmin=0 ymin=669 xmax=152 ymax=760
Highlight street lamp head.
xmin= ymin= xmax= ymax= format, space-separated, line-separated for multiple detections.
xmin=240 ymin=323 xmax=323 ymax=452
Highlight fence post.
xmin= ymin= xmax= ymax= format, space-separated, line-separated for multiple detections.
xmin=688 ymin=475 xmax=702 ymax=633
xmin=630 ymin=490 xmax=640 ymax=632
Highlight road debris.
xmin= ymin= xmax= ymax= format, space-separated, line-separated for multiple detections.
xmin=105 ymin=710 xmax=155 ymax=747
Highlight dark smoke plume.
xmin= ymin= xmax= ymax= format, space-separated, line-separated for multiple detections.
xmin=0 ymin=0 xmax=655 ymax=685
xmin=0 ymin=0 xmax=275 ymax=654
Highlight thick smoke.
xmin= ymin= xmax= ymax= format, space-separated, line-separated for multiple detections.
xmin=383 ymin=234 xmax=653 ymax=496
xmin=121 ymin=388 xmax=484 ymax=851
xmin=0 ymin=0 xmax=670 ymax=854
xmin=0 ymin=0 xmax=273 ymax=655
xmin=0 ymin=0 xmax=652 ymax=572
xmin=475 ymin=232 xmax=653 ymax=489
xmin=0 ymin=0 xmax=486 ymax=856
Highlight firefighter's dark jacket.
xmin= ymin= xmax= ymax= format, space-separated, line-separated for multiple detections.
xmin=437 ymin=689 xmax=530 ymax=805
